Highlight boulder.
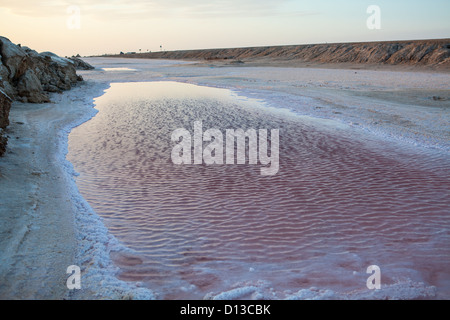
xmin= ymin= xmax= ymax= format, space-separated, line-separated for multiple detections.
xmin=0 ymin=133 xmax=7 ymax=157
xmin=0 ymin=35 xmax=85 ymax=156
xmin=0 ymin=86 xmax=12 ymax=129
xmin=0 ymin=36 xmax=82 ymax=103
xmin=0 ymin=36 xmax=29 ymax=81
xmin=0 ymin=85 xmax=12 ymax=157
xmin=32 ymin=51 xmax=79 ymax=94
xmin=0 ymin=56 xmax=15 ymax=98
xmin=16 ymin=69 xmax=50 ymax=103
xmin=68 ymin=57 xmax=95 ymax=70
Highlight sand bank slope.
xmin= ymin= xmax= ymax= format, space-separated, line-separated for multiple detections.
xmin=112 ymin=39 xmax=450 ymax=71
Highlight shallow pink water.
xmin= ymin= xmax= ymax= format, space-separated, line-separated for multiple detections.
xmin=68 ymin=82 xmax=450 ymax=299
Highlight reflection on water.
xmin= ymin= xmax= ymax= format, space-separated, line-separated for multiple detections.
xmin=102 ymin=68 xmax=138 ymax=72
xmin=68 ymin=82 xmax=450 ymax=299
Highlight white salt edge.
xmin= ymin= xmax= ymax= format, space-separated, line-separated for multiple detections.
xmin=55 ymin=81 xmax=156 ymax=300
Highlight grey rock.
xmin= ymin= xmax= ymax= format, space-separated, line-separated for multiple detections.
xmin=17 ymin=69 xmax=50 ymax=103
xmin=0 ymin=85 xmax=12 ymax=156
xmin=69 ymin=57 xmax=95 ymax=70
xmin=0 ymin=35 xmax=84 ymax=156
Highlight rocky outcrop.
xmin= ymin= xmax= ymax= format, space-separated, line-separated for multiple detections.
xmin=117 ymin=39 xmax=450 ymax=69
xmin=0 ymin=36 xmax=85 ymax=156
xmin=0 ymin=87 xmax=11 ymax=128
xmin=0 ymin=36 xmax=82 ymax=103
xmin=69 ymin=57 xmax=95 ymax=70
xmin=0 ymin=86 xmax=12 ymax=156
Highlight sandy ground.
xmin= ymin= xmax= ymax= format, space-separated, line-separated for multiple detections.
xmin=0 ymin=58 xmax=448 ymax=299
xmin=0 ymin=97 xmax=79 ymax=298
xmin=0 ymin=81 xmax=108 ymax=299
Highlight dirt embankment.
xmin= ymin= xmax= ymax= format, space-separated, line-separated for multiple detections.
xmin=110 ymin=39 xmax=450 ymax=70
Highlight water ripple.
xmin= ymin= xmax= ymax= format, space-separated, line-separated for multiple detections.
xmin=68 ymin=82 xmax=450 ymax=299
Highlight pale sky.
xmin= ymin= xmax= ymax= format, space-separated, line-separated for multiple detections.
xmin=0 ymin=0 xmax=449 ymax=57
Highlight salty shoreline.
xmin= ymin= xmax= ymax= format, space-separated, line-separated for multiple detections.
xmin=0 ymin=58 xmax=449 ymax=299
xmin=0 ymin=79 xmax=155 ymax=299
xmin=0 ymin=82 xmax=95 ymax=299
